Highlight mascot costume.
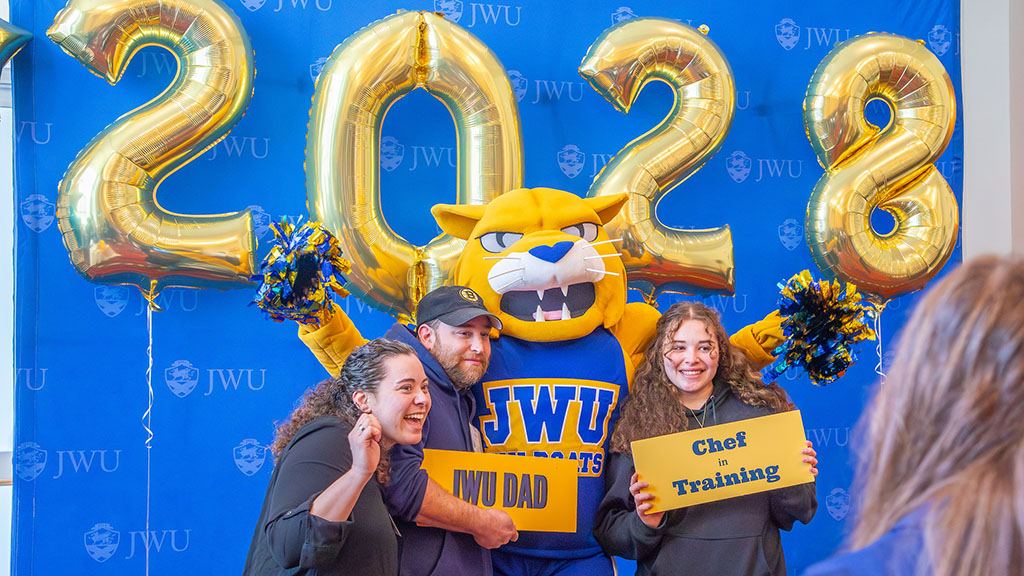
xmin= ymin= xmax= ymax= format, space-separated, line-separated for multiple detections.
xmin=297 ymin=187 xmax=783 ymax=575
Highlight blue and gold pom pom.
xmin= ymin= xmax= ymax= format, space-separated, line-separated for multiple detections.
xmin=762 ymin=270 xmax=876 ymax=386
xmin=252 ymin=218 xmax=350 ymax=326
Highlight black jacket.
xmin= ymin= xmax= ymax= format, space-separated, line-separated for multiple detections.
xmin=382 ymin=324 xmax=491 ymax=576
xmin=593 ymin=382 xmax=817 ymax=576
xmin=244 ymin=416 xmax=398 ymax=575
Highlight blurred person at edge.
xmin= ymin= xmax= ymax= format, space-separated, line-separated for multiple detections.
xmin=805 ymin=256 xmax=1024 ymax=576
xmin=243 ymin=338 xmax=429 ymax=575
xmin=594 ymin=301 xmax=818 ymax=575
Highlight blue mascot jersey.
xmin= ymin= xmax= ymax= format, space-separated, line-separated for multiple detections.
xmin=473 ymin=328 xmax=630 ymax=558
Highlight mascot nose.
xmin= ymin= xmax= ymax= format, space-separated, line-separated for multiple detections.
xmin=529 ymin=241 xmax=575 ymax=263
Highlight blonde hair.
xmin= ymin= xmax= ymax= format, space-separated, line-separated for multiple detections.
xmin=851 ymin=256 xmax=1024 ymax=575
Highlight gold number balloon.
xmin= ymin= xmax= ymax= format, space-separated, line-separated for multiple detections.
xmin=307 ymin=11 xmax=522 ymax=323
xmin=48 ymin=0 xmax=256 ymax=306
xmin=579 ymin=18 xmax=735 ymax=299
xmin=804 ymin=33 xmax=958 ymax=304
xmin=0 ymin=19 xmax=31 ymax=70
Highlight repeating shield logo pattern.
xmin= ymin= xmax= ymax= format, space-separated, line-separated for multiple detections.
xmin=165 ymin=360 xmax=200 ymax=398
xmin=20 ymin=194 xmax=56 ymax=233
xmin=557 ymin=145 xmax=585 ymax=179
xmin=775 ymin=18 xmax=800 ymax=51
xmin=777 ymin=218 xmax=803 ymax=251
xmin=15 ymin=442 xmax=47 ymax=481
xmin=434 ymin=0 xmax=464 ymax=23
xmin=84 ymin=523 xmax=120 ymax=562
xmin=234 ymin=439 xmax=268 ymax=476
xmin=380 ymin=136 xmax=405 ymax=172
xmin=927 ymin=24 xmax=951 ymax=56
xmin=725 ymin=151 xmax=752 ymax=183
xmin=611 ymin=7 xmax=637 ymax=24
xmin=94 ymin=286 xmax=130 ymax=318
xmin=310 ymin=56 xmax=329 ymax=83
xmin=826 ymin=488 xmax=851 ymax=521
xmin=508 ymin=70 xmax=528 ymax=102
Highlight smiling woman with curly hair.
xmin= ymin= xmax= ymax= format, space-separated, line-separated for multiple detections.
xmin=595 ymin=301 xmax=818 ymax=576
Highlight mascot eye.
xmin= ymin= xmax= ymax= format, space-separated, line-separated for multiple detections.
xmin=560 ymin=222 xmax=599 ymax=242
xmin=478 ymin=231 xmax=523 ymax=253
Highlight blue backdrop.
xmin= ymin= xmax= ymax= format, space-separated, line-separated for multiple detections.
xmin=11 ymin=0 xmax=961 ymax=573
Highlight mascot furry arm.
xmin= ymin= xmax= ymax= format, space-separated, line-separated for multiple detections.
xmin=297 ymin=188 xmax=783 ymax=377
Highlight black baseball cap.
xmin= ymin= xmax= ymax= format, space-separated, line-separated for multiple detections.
xmin=416 ymin=285 xmax=502 ymax=330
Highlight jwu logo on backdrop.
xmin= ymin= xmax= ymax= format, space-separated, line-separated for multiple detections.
xmin=380 ymin=136 xmax=463 ymax=172
xmin=507 ymin=70 xmax=587 ymax=104
xmin=778 ymin=218 xmax=803 ymax=251
xmin=433 ymin=0 xmax=522 ymax=27
xmin=234 ymin=439 xmax=270 ymax=476
xmin=84 ymin=523 xmax=192 ymax=562
xmin=725 ymin=151 xmax=803 ymax=183
xmin=825 ymin=488 xmax=850 ymax=521
xmin=165 ymin=360 xmax=268 ymax=398
xmin=20 ymin=194 xmax=55 ymax=233
xmin=239 ymin=0 xmax=332 ymax=12
xmin=16 ymin=121 xmax=52 ymax=145
xmin=14 ymin=442 xmax=121 ymax=481
xmin=775 ymin=18 xmax=851 ymax=51
xmin=206 ymin=136 xmax=270 ymax=161
xmin=16 ymin=367 xmax=47 ymax=391
xmin=93 ymin=286 xmax=200 ymax=318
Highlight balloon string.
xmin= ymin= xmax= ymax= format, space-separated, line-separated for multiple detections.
xmin=873 ymin=308 xmax=885 ymax=384
xmin=142 ymin=305 xmax=154 ymax=575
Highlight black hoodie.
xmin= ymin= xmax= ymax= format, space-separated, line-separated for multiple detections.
xmin=593 ymin=381 xmax=817 ymax=575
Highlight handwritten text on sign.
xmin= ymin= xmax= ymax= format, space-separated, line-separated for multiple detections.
xmin=631 ymin=410 xmax=814 ymax=512
xmin=421 ymin=449 xmax=578 ymax=532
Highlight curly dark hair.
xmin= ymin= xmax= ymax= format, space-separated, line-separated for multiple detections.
xmin=270 ymin=338 xmax=416 ymax=483
xmin=611 ymin=301 xmax=793 ymax=456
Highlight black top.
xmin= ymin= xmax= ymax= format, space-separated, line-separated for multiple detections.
xmin=244 ymin=416 xmax=398 ymax=576
xmin=593 ymin=382 xmax=817 ymax=576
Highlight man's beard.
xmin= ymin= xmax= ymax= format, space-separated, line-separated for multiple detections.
xmin=434 ymin=342 xmax=488 ymax=391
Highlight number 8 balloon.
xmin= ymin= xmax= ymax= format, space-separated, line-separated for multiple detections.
xmin=48 ymin=0 xmax=257 ymax=308
xmin=804 ymin=33 xmax=959 ymax=305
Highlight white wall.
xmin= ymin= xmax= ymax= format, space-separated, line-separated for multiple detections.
xmin=962 ymin=0 xmax=1024 ymax=257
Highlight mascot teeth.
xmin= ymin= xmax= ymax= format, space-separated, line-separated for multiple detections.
xmin=502 ymin=283 xmax=597 ymax=322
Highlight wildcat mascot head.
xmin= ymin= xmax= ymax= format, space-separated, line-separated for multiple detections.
xmin=432 ymin=187 xmax=629 ymax=342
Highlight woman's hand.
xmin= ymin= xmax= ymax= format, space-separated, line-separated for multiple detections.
xmin=349 ymin=412 xmax=382 ymax=479
xmin=802 ymin=440 xmax=818 ymax=477
xmin=630 ymin=472 xmax=665 ymax=528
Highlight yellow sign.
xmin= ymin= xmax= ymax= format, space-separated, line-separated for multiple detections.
xmin=631 ymin=411 xmax=814 ymax=512
xmin=421 ymin=449 xmax=578 ymax=532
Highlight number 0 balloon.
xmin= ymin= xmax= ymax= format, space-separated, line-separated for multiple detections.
xmin=804 ymin=33 xmax=958 ymax=305
xmin=306 ymin=11 xmax=522 ymax=323
xmin=48 ymin=0 xmax=257 ymax=306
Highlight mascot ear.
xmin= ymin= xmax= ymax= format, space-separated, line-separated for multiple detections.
xmin=432 ymin=203 xmax=488 ymax=240
xmin=584 ymin=193 xmax=629 ymax=225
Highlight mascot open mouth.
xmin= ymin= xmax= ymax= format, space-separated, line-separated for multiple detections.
xmin=499 ymin=283 xmax=596 ymax=322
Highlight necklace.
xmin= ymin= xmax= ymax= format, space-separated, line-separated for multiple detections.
xmin=688 ymin=405 xmax=708 ymax=428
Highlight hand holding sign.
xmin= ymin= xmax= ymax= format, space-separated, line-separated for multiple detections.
xmin=803 ymin=441 xmax=819 ymax=477
xmin=632 ymin=411 xmax=815 ymax=512
xmin=629 ymin=472 xmax=664 ymax=528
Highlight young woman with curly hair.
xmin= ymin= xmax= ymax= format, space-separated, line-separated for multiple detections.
xmin=806 ymin=256 xmax=1024 ymax=576
xmin=245 ymin=338 xmax=430 ymax=576
xmin=594 ymin=301 xmax=818 ymax=575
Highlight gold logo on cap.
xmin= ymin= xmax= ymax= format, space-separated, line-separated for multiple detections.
xmin=460 ymin=288 xmax=479 ymax=302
